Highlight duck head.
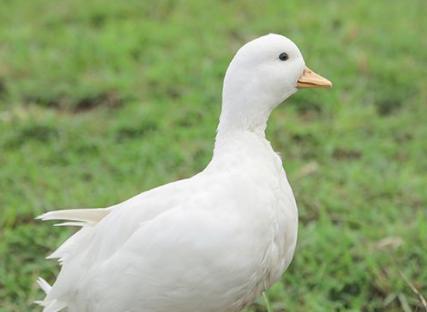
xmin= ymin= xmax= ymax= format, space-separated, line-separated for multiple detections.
xmin=218 ymin=33 xmax=332 ymax=134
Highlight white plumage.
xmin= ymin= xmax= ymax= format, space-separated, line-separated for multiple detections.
xmin=37 ymin=33 xmax=331 ymax=312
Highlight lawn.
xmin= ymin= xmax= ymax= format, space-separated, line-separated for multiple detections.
xmin=0 ymin=1 xmax=426 ymax=311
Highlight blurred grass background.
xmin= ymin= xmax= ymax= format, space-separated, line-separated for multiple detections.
xmin=0 ymin=0 xmax=426 ymax=311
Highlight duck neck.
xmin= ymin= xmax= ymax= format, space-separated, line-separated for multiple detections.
xmin=215 ymin=81 xmax=296 ymax=142
xmin=213 ymin=111 xmax=275 ymax=165
xmin=213 ymin=103 xmax=272 ymax=161
xmin=216 ymin=98 xmax=272 ymax=140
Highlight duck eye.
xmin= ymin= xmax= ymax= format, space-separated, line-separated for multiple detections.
xmin=279 ymin=52 xmax=289 ymax=61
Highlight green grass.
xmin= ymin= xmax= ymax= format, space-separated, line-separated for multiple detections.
xmin=1 ymin=1 xmax=426 ymax=311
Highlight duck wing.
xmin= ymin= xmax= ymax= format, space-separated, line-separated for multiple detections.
xmin=37 ymin=177 xmax=194 ymax=311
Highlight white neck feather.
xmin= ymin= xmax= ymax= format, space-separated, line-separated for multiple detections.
xmin=216 ymin=87 xmax=296 ymax=139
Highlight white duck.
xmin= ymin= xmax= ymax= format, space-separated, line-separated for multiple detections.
xmin=37 ymin=33 xmax=331 ymax=312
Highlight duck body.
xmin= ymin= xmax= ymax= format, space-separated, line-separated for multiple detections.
xmin=44 ymin=130 xmax=297 ymax=312
xmin=37 ymin=33 xmax=331 ymax=312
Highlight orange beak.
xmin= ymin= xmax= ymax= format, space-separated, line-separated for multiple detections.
xmin=297 ymin=67 xmax=332 ymax=88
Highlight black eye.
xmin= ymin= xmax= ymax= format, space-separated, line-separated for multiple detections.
xmin=279 ymin=52 xmax=289 ymax=61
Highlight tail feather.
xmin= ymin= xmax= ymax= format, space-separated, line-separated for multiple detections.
xmin=35 ymin=277 xmax=67 ymax=312
xmin=40 ymin=299 xmax=67 ymax=312
xmin=37 ymin=208 xmax=110 ymax=225
xmin=35 ymin=208 xmax=110 ymax=311
xmin=37 ymin=277 xmax=51 ymax=294
xmin=54 ymin=221 xmax=87 ymax=227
